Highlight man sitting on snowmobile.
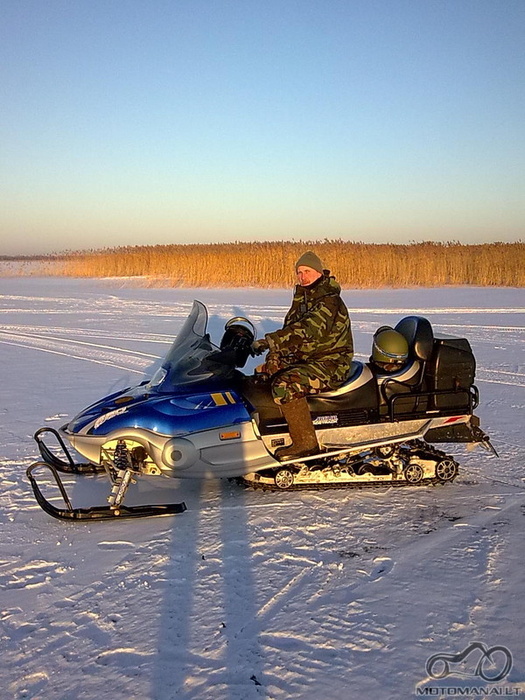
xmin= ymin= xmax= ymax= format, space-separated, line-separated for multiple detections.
xmin=251 ymin=251 xmax=353 ymax=461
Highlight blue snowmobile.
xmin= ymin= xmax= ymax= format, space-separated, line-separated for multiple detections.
xmin=27 ymin=300 xmax=496 ymax=521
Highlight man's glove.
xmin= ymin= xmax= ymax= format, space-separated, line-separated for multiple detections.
xmin=251 ymin=338 xmax=269 ymax=356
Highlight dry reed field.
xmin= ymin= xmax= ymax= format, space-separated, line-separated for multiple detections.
xmin=44 ymin=241 xmax=525 ymax=287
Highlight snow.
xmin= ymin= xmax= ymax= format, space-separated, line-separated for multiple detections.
xmin=1 ymin=276 xmax=524 ymax=700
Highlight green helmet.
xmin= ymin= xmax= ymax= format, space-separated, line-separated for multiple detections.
xmin=372 ymin=328 xmax=409 ymax=365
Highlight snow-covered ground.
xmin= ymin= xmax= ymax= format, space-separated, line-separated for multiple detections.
xmin=1 ymin=276 xmax=524 ymax=700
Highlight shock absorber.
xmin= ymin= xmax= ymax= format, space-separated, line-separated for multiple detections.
xmin=107 ymin=440 xmax=136 ymax=510
xmin=113 ymin=439 xmax=131 ymax=470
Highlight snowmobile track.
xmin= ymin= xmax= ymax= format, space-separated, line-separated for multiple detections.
xmin=241 ymin=440 xmax=460 ymax=492
xmin=240 ymin=474 xmax=449 ymax=492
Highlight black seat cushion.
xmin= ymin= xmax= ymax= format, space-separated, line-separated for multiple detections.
xmin=395 ymin=316 xmax=434 ymax=361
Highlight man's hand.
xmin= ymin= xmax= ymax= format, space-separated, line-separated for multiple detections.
xmin=254 ymin=362 xmax=270 ymax=383
xmin=251 ymin=338 xmax=269 ymax=356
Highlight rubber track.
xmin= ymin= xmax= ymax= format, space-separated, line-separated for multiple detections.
xmin=241 ymin=440 xmax=459 ymax=492
xmin=240 ymin=475 xmax=448 ymax=492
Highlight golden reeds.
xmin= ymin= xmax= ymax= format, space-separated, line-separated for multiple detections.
xmin=56 ymin=240 xmax=524 ymax=287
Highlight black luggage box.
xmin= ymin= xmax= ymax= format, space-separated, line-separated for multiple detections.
xmin=426 ymin=335 xmax=476 ymax=409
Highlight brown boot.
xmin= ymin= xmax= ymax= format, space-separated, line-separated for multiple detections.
xmin=274 ymin=397 xmax=320 ymax=462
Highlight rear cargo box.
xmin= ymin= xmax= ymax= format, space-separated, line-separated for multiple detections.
xmin=426 ymin=335 xmax=475 ymax=409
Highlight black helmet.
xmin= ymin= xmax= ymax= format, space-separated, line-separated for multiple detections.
xmin=372 ymin=328 xmax=409 ymax=368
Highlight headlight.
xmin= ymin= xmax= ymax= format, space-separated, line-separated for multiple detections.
xmin=161 ymin=438 xmax=198 ymax=470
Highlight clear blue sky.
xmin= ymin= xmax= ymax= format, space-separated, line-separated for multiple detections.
xmin=1 ymin=0 xmax=524 ymax=255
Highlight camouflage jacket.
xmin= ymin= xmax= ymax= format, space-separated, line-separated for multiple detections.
xmin=265 ymin=274 xmax=353 ymax=367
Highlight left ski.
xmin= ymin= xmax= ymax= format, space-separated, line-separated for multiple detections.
xmin=26 ymin=462 xmax=187 ymax=521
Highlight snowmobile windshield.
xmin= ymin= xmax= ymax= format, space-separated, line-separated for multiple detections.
xmin=146 ymin=300 xmax=233 ymax=393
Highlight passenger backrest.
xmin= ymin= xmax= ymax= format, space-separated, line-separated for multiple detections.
xmin=395 ymin=316 xmax=434 ymax=361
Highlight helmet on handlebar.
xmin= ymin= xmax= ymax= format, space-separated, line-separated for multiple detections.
xmin=219 ymin=316 xmax=256 ymax=368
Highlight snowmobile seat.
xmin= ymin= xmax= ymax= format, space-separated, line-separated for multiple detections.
xmin=373 ymin=317 xmax=434 ymax=417
xmin=307 ymin=360 xmax=379 ymax=423
xmin=395 ymin=316 xmax=434 ymax=362
xmin=316 ymin=360 xmax=371 ymax=397
xmin=375 ymin=359 xmax=421 ymax=387
xmin=241 ymin=360 xmax=379 ymax=434
xmin=373 ymin=358 xmax=429 ymax=416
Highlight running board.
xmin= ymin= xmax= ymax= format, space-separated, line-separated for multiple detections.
xmin=275 ymin=425 xmax=435 ymax=467
xmin=26 ymin=462 xmax=187 ymax=522
xmin=274 ymin=419 xmax=498 ymax=467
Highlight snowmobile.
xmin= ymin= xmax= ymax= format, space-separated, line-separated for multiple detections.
xmin=27 ymin=300 xmax=496 ymax=521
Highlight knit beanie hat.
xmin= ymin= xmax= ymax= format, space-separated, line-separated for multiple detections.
xmin=295 ymin=251 xmax=324 ymax=274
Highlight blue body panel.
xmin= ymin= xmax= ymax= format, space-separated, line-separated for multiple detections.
xmin=68 ymin=387 xmax=251 ymax=438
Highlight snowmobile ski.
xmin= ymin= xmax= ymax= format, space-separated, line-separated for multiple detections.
xmin=26 ymin=462 xmax=186 ymax=521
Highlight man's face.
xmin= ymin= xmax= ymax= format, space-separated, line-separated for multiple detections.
xmin=296 ymin=265 xmax=322 ymax=287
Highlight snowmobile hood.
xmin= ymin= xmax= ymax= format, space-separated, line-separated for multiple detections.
xmin=65 ymin=382 xmax=152 ymax=433
xmin=66 ymin=388 xmax=250 ymax=438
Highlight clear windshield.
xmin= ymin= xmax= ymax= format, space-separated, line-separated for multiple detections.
xmin=146 ymin=300 xmax=234 ymax=393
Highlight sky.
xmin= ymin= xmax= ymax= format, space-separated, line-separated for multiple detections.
xmin=1 ymin=0 xmax=524 ymax=255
